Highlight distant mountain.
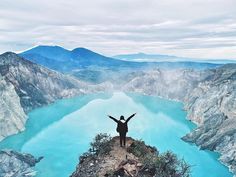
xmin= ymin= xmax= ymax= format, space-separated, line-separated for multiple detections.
xmin=19 ymin=45 xmax=221 ymax=84
xmin=20 ymin=46 xmax=143 ymax=72
xmin=113 ymin=52 xmax=178 ymax=62
xmin=20 ymin=46 xmax=222 ymax=71
xmin=0 ymin=52 xmax=90 ymax=141
xmin=113 ymin=53 xmax=236 ymax=64
xmin=21 ymin=45 xmax=71 ymax=61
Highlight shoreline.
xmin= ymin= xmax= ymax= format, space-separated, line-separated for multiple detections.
xmin=0 ymin=91 xmax=233 ymax=176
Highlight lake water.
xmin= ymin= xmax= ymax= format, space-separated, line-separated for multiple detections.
xmin=0 ymin=92 xmax=232 ymax=177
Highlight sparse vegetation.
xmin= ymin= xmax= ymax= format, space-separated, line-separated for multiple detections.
xmin=89 ymin=133 xmax=112 ymax=156
xmin=128 ymin=140 xmax=191 ymax=177
xmin=75 ymin=135 xmax=191 ymax=177
xmin=79 ymin=133 xmax=113 ymax=166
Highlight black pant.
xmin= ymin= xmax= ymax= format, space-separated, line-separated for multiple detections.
xmin=119 ymin=132 xmax=126 ymax=147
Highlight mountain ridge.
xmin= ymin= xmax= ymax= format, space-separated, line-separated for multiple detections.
xmin=20 ymin=45 xmax=236 ymax=64
xmin=20 ymin=45 xmax=145 ymax=72
xmin=19 ymin=45 xmax=221 ymax=84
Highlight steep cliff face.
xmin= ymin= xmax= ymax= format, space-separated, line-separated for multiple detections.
xmin=122 ymin=65 xmax=236 ymax=175
xmin=0 ymin=77 xmax=26 ymax=141
xmin=0 ymin=52 xmax=88 ymax=141
xmin=182 ymin=64 xmax=236 ymax=175
xmin=0 ymin=150 xmax=42 ymax=177
xmin=122 ymin=69 xmax=208 ymax=101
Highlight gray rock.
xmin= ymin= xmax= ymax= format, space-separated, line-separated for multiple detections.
xmin=122 ymin=65 xmax=236 ymax=176
xmin=0 ymin=150 xmax=42 ymax=177
xmin=0 ymin=52 xmax=94 ymax=141
xmin=0 ymin=76 xmax=26 ymax=141
xmin=122 ymin=68 xmax=206 ymax=101
xmin=183 ymin=64 xmax=236 ymax=175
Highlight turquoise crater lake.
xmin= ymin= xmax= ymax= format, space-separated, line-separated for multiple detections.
xmin=0 ymin=92 xmax=232 ymax=177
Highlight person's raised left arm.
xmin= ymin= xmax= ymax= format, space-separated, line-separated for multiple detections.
xmin=126 ymin=113 xmax=136 ymax=123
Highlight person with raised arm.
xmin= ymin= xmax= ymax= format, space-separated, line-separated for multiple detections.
xmin=108 ymin=113 xmax=136 ymax=147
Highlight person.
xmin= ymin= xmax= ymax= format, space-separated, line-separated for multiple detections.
xmin=108 ymin=113 xmax=136 ymax=147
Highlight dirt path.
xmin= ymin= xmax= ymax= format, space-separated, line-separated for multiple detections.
xmin=98 ymin=136 xmax=138 ymax=176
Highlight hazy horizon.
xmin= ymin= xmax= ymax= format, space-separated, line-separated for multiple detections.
xmin=16 ymin=44 xmax=236 ymax=61
xmin=0 ymin=0 xmax=236 ymax=59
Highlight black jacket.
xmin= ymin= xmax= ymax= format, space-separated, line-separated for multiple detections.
xmin=109 ymin=114 xmax=135 ymax=133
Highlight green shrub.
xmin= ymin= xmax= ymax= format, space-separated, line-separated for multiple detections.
xmin=156 ymin=151 xmax=190 ymax=177
xmin=127 ymin=139 xmax=158 ymax=158
xmin=89 ymin=133 xmax=112 ymax=156
xmin=128 ymin=140 xmax=190 ymax=177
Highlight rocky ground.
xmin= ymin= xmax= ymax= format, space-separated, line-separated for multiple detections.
xmin=71 ymin=134 xmax=190 ymax=177
xmin=71 ymin=137 xmax=141 ymax=177
xmin=0 ymin=150 xmax=42 ymax=177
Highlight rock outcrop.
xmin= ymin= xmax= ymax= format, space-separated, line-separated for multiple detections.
xmin=0 ymin=150 xmax=42 ymax=177
xmin=71 ymin=137 xmax=141 ymax=177
xmin=71 ymin=134 xmax=190 ymax=177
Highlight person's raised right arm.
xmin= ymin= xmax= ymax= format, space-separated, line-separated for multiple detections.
xmin=107 ymin=115 xmax=119 ymax=123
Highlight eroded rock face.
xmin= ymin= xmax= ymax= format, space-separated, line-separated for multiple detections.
xmin=0 ymin=52 xmax=90 ymax=141
xmin=122 ymin=65 xmax=236 ymax=175
xmin=122 ymin=69 xmax=207 ymax=101
xmin=0 ymin=150 xmax=42 ymax=177
xmin=0 ymin=77 xmax=26 ymax=141
xmin=183 ymin=64 xmax=236 ymax=175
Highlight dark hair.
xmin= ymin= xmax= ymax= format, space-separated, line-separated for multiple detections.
xmin=120 ymin=115 xmax=125 ymax=120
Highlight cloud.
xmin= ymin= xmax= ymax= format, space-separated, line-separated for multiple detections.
xmin=0 ymin=0 xmax=236 ymax=59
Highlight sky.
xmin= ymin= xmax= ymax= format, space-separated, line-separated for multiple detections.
xmin=0 ymin=0 xmax=236 ymax=59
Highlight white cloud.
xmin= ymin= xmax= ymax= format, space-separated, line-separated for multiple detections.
xmin=0 ymin=0 xmax=236 ymax=59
